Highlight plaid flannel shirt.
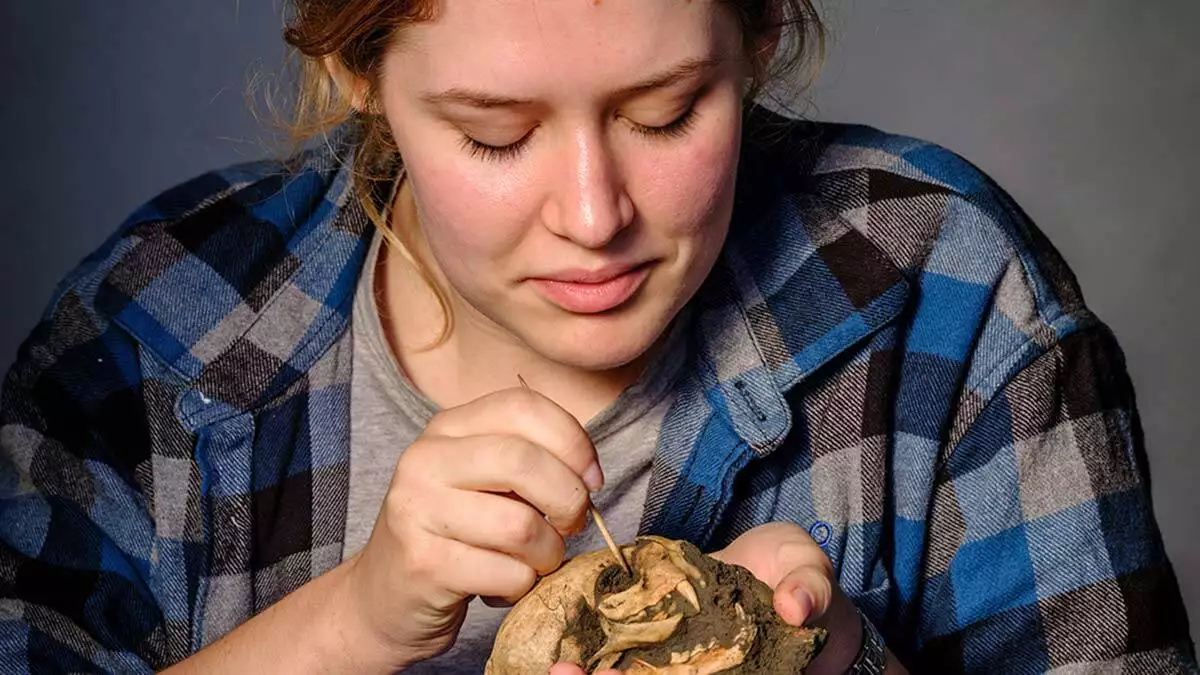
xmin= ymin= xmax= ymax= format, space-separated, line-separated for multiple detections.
xmin=2 ymin=109 xmax=1195 ymax=673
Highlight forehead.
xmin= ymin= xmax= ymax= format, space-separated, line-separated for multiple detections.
xmin=388 ymin=0 xmax=741 ymax=96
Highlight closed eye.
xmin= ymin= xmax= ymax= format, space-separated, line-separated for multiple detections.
xmin=459 ymin=127 xmax=536 ymax=163
xmin=627 ymin=103 xmax=699 ymax=140
xmin=458 ymin=102 xmax=699 ymax=163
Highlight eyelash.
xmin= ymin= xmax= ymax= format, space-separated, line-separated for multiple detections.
xmin=459 ymin=103 xmax=699 ymax=163
xmin=460 ymin=130 xmax=533 ymax=163
xmin=630 ymin=104 xmax=699 ymax=140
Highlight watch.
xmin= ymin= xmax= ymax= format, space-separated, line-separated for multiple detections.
xmin=846 ymin=609 xmax=887 ymax=674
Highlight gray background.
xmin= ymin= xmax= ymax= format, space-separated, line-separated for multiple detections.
xmin=1 ymin=0 xmax=1196 ymax=649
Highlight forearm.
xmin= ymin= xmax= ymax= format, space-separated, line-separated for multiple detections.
xmin=804 ymin=594 xmax=909 ymax=675
xmin=811 ymin=635 xmax=909 ymax=675
xmin=160 ymin=559 xmax=406 ymax=675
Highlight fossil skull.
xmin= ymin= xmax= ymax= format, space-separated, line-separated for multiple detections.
xmin=486 ymin=536 xmax=826 ymax=674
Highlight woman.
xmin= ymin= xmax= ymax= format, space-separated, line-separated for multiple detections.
xmin=0 ymin=0 xmax=1194 ymax=673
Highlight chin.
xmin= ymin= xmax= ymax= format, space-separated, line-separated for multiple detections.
xmin=535 ymin=337 xmax=654 ymax=372
xmin=523 ymin=317 xmax=665 ymax=372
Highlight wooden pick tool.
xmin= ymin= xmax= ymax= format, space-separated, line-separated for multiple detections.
xmin=517 ymin=374 xmax=631 ymax=574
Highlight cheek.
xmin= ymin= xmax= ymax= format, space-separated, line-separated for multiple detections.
xmin=395 ymin=130 xmax=535 ymax=271
xmin=636 ymin=117 xmax=741 ymax=240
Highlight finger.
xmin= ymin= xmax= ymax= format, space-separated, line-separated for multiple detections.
xmin=480 ymin=594 xmax=516 ymax=608
xmin=711 ymin=522 xmax=829 ymax=588
xmin=421 ymin=434 xmax=591 ymax=535
xmin=427 ymin=388 xmax=604 ymax=490
xmin=772 ymin=563 xmax=834 ymax=627
xmin=430 ymin=537 xmax=539 ymax=605
xmin=422 ymin=487 xmax=567 ymax=575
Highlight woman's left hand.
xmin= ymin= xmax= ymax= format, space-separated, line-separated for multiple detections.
xmin=707 ymin=521 xmax=864 ymax=675
xmin=549 ymin=521 xmax=866 ymax=675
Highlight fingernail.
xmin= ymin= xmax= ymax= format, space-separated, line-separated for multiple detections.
xmin=793 ymin=588 xmax=813 ymax=624
xmin=583 ymin=462 xmax=604 ymax=492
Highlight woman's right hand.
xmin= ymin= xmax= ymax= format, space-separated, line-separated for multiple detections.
xmin=338 ymin=387 xmax=603 ymax=670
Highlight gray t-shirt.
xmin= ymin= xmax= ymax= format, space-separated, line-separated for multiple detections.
xmin=344 ymin=232 xmax=689 ymax=672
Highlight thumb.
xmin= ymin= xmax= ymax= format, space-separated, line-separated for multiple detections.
xmin=772 ymin=563 xmax=834 ymax=627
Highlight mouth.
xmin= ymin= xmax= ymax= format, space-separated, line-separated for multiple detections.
xmin=527 ymin=262 xmax=653 ymax=314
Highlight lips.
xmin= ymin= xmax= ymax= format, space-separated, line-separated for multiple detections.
xmin=528 ymin=263 xmax=651 ymax=314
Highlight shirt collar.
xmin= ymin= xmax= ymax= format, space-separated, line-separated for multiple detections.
xmin=692 ymin=118 xmax=911 ymax=454
xmin=98 ymin=135 xmax=374 ymax=427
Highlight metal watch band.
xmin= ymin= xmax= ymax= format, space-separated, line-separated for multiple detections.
xmin=846 ymin=609 xmax=887 ymax=674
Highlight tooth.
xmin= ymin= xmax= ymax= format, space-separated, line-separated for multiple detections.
xmin=675 ymin=580 xmax=701 ymax=613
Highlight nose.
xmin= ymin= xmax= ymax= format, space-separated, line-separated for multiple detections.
xmin=542 ymin=127 xmax=634 ymax=249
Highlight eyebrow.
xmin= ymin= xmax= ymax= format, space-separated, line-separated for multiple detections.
xmin=419 ymin=57 xmax=723 ymax=109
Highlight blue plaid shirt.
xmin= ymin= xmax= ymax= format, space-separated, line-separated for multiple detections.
xmin=2 ymin=109 xmax=1195 ymax=673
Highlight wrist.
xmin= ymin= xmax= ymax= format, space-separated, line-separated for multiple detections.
xmin=322 ymin=556 xmax=417 ymax=673
xmin=844 ymin=609 xmax=887 ymax=674
xmin=802 ymin=596 xmax=863 ymax=675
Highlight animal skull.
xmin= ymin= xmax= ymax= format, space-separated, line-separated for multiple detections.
xmin=486 ymin=536 xmax=827 ymax=674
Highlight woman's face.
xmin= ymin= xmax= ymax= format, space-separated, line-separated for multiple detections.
xmin=378 ymin=0 xmax=749 ymax=370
